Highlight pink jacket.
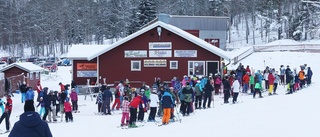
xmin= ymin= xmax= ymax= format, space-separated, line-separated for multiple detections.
xmin=70 ymin=91 xmax=78 ymax=102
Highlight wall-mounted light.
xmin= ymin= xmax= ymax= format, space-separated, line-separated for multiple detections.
xmin=157 ymin=26 xmax=162 ymax=40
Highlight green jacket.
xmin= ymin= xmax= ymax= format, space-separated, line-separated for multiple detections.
xmin=144 ymin=89 xmax=151 ymax=99
xmin=249 ymin=75 xmax=255 ymax=84
xmin=254 ymin=82 xmax=262 ymax=89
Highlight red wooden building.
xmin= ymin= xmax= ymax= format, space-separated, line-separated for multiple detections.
xmin=0 ymin=62 xmax=44 ymax=89
xmin=68 ymin=21 xmax=231 ymax=87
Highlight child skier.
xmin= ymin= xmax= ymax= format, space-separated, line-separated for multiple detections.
xmin=112 ymin=86 xmax=121 ymax=110
xmin=137 ymin=89 xmax=149 ymax=122
xmin=64 ymin=98 xmax=73 ymax=122
xmin=70 ymin=88 xmax=78 ymax=113
xmin=128 ymin=93 xmax=145 ymax=128
xmin=25 ymin=87 xmax=35 ymax=101
xmin=95 ymin=90 xmax=103 ymax=114
xmin=161 ymin=90 xmax=174 ymax=125
xmin=120 ymin=96 xmax=130 ymax=126
xmin=148 ymin=88 xmax=159 ymax=122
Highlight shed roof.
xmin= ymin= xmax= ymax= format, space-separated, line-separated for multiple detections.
xmin=67 ymin=44 xmax=110 ymax=60
xmin=0 ymin=62 xmax=44 ymax=73
xmin=88 ymin=21 xmax=231 ymax=60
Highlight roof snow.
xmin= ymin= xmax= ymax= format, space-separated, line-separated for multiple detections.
xmin=67 ymin=44 xmax=110 ymax=60
xmin=87 ymin=21 xmax=232 ymax=60
xmin=0 ymin=62 xmax=44 ymax=73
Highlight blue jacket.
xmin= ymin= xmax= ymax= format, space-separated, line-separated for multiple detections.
xmin=9 ymin=111 xmax=52 ymax=137
xmin=139 ymin=95 xmax=149 ymax=109
xmin=103 ymin=89 xmax=113 ymax=101
xmin=307 ymin=68 xmax=313 ymax=78
xmin=161 ymin=92 xmax=174 ymax=108
xmin=25 ymin=90 xmax=34 ymax=101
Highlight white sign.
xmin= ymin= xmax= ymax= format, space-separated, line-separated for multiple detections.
xmin=124 ymin=50 xmax=147 ymax=58
xmin=149 ymin=42 xmax=172 ymax=49
xmin=144 ymin=60 xmax=167 ymax=67
xmin=149 ymin=50 xmax=172 ymax=57
xmin=174 ymin=50 xmax=197 ymax=57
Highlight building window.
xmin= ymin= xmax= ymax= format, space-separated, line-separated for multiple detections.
xmin=131 ymin=60 xmax=141 ymax=71
xmin=36 ymin=72 xmax=39 ymax=79
xmin=188 ymin=61 xmax=205 ymax=76
xmin=144 ymin=60 xmax=166 ymax=67
xmin=170 ymin=61 xmax=178 ymax=69
xmin=30 ymin=73 xmax=33 ymax=80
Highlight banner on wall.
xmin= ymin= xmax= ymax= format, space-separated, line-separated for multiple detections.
xmin=149 ymin=42 xmax=172 ymax=49
xmin=124 ymin=50 xmax=147 ymax=58
xmin=174 ymin=50 xmax=197 ymax=57
xmin=149 ymin=50 xmax=172 ymax=57
xmin=77 ymin=71 xmax=97 ymax=77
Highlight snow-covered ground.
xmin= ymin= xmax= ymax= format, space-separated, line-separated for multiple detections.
xmin=1 ymin=51 xmax=319 ymax=137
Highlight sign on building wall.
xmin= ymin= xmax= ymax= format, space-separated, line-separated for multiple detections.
xmin=77 ymin=63 xmax=97 ymax=70
xmin=124 ymin=50 xmax=147 ymax=58
xmin=77 ymin=71 xmax=97 ymax=77
xmin=144 ymin=59 xmax=167 ymax=67
xmin=149 ymin=50 xmax=172 ymax=57
xmin=174 ymin=50 xmax=197 ymax=57
xmin=77 ymin=63 xmax=97 ymax=77
xmin=149 ymin=42 xmax=172 ymax=49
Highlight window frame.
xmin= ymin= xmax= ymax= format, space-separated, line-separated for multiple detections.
xmin=131 ymin=60 xmax=141 ymax=71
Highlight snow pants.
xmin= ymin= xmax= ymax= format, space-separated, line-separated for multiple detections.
xmin=129 ymin=107 xmax=137 ymax=125
xmin=121 ymin=112 xmax=129 ymax=124
xmin=112 ymin=98 xmax=120 ymax=110
xmin=148 ymin=107 xmax=157 ymax=121
xmin=162 ymin=108 xmax=171 ymax=124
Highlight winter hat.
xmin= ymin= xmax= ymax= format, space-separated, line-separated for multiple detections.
xmin=24 ymin=100 xmax=35 ymax=112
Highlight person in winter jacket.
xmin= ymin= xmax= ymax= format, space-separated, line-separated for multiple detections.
xmin=0 ymin=98 xmax=5 ymax=114
xmin=203 ymin=79 xmax=213 ymax=109
xmin=181 ymin=82 xmax=193 ymax=116
xmin=232 ymin=78 xmax=240 ymax=103
xmin=280 ymin=65 xmax=286 ymax=85
xmin=19 ymin=81 xmax=28 ymax=103
xmin=137 ymin=89 xmax=149 ymax=122
xmin=307 ymin=67 xmax=313 ymax=85
xmin=298 ymin=69 xmax=305 ymax=89
xmin=64 ymin=98 xmax=73 ymax=122
xmin=128 ymin=94 xmax=145 ymax=128
xmin=148 ymin=88 xmax=159 ymax=122
xmin=102 ymin=85 xmax=112 ymax=115
xmin=242 ymin=72 xmax=250 ymax=93
xmin=59 ymin=82 xmax=65 ymax=92
xmin=0 ymin=95 xmax=12 ymax=133
xmin=214 ymin=75 xmax=222 ymax=95
xmin=47 ymin=91 xmax=58 ymax=122
xmin=112 ymin=86 xmax=121 ymax=110
xmin=273 ymin=72 xmax=280 ymax=94
xmin=286 ymin=71 xmax=294 ymax=94
xmin=120 ymin=96 xmax=130 ymax=126
xmin=161 ymin=90 xmax=174 ymax=125
xmin=70 ymin=88 xmax=78 ymax=113
xmin=249 ymin=73 xmax=255 ymax=94
xmin=37 ymin=97 xmax=45 ymax=117
xmin=9 ymin=100 xmax=52 ymax=137
xmin=26 ymin=87 xmax=35 ymax=101
xmin=223 ymin=76 xmax=231 ymax=104
xmin=268 ymin=71 xmax=275 ymax=95
xmin=194 ymin=80 xmax=203 ymax=109
xmin=253 ymin=77 xmax=263 ymax=98
xmin=95 ymin=90 xmax=103 ymax=113
xmin=285 ymin=65 xmax=292 ymax=90
xmin=36 ymin=81 xmax=42 ymax=102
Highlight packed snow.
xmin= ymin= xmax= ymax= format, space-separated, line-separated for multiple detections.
xmin=1 ymin=51 xmax=319 ymax=137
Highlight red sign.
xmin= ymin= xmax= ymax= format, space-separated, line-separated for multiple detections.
xmin=77 ymin=63 xmax=97 ymax=70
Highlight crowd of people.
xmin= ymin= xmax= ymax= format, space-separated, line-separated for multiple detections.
xmin=0 ymin=63 xmax=313 ymax=132
xmin=92 ymin=63 xmax=313 ymax=128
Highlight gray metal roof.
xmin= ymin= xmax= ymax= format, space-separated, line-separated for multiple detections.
xmin=158 ymin=14 xmax=228 ymax=31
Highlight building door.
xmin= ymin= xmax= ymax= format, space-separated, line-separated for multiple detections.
xmin=206 ymin=61 xmax=219 ymax=76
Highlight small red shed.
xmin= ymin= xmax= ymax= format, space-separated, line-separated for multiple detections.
xmin=0 ymin=62 xmax=44 ymax=89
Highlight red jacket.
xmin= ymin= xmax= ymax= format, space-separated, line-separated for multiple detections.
xmin=242 ymin=74 xmax=250 ymax=84
xmin=36 ymin=81 xmax=42 ymax=94
xmin=60 ymin=84 xmax=65 ymax=92
xmin=64 ymin=102 xmax=72 ymax=112
xmin=129 ymin=96 xmax=144 ymax=109
xmin=6 ymin=98 xmax=12 ymax=111
xmin=268 ymin=73 xmax=275 ymax=85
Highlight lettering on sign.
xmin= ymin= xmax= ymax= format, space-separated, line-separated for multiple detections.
xmin=77 ymin=71 xmax=97 ymax=77
xmin=77 ymin=63 xmax=97 ymax=70
xmin=149 ymin=50 xmax=172 ymax=57
xmin=174 ymin=50 xmax=197 ymax=57
xmin=124 ymin=50 xmax=147 ymax=58
xmin=149 ymin=42 xmax=172 ymax=49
